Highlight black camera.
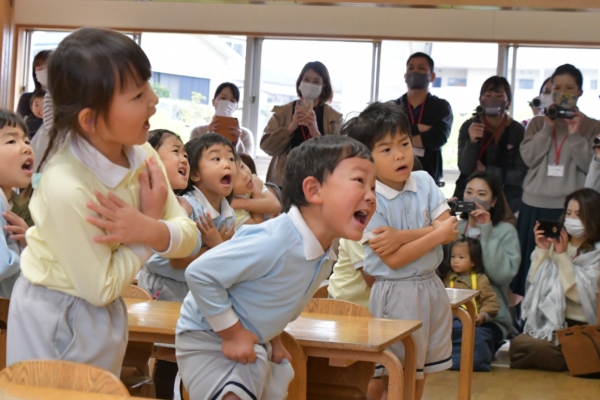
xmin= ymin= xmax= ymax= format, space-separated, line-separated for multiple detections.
xmin=448 ymin=200 xmax=476 ymax=214
xmin=594 ymin=137 xmax=600 ymax=148
xmin=472 ymin=105 xmax=502 ymax=123
xmin=546 ymin=105 xmax=576 ymax=120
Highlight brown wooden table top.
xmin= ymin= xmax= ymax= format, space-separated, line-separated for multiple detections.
xmin=446 ymin=288 xmax=479 ymax=308
xmin=126 ymin=298 xmax=180 ymax=339
xmin=0 ymin=383 xmax=145 ymax=400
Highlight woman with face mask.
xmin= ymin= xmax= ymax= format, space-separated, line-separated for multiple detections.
xmin=441 ymin=172 xmax=520 ymax=362
xmin=260 ymin=61 xmax=342 ymax=188
xmin=190 ymin=82 xmax=254 ymax=155
xmin=454 ymin=76 xmax=528 ymax=214
xmin=512 ymin=64 xmax=600 ymax=299
xmin=16 ymin=50 xmax=52 ymax=121
xmin=510 ymin=188 xmax=600 ymax=372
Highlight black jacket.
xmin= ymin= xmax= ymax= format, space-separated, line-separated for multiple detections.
xmin=395 ymin=93 xmax=453 ymax=184
xmin=453 ymin=118 xmax=528 ymax=213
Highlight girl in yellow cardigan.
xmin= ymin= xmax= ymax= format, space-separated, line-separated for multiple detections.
xmin=6 ymin=28 xmax=198 ymax=376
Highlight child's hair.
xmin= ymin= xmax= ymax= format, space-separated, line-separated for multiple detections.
xmin=238 ymin=153 xmax=257 ymax=175
xmin=182 ymin=133 xmax=238 ymax=195
xmin=0 ymin=109 xmax=28 ymax=137
xmin=37 ymin=27 xmax=152 ymax=172
xmin=461 ymin=171 xmax=515 ymax=226
xmin=282 ymin=135 xmax=372 ymax=212
xmin=452 ymin=237 xmax=483 ymax=274
xmin=551 ymin=64 xmax=583 ymax=91
xmin=213 ymin=82 xmax=240 ymax=102
xmin=265 ymin=182 xmax=282 ymax=206
xmin=562 ymin=188 xmax=600 ymax=254
xmin=30 ymin=89 xmax=46 ymax=106
xmin=341 ymin=102 xmax=411 ymax=151
xmin=480 ymin=76 xmax=512 ymax=104
xmin=148 ymin=129 xmax=181 ymax=150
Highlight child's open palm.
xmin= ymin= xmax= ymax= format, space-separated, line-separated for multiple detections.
xmin=219 ymin=223 xmax=235 ymax=243
xmin=140 ymin=157 xmax=168 ymax=220
xmin=197 ymin=215 xmax=224 ymax=248
xmin=2 ymin=211 xmax=29 ymax=248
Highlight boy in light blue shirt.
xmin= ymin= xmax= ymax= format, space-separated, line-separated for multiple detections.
xmin=344 ymin=102 xmax=459 ymax=400
xmin=176 ymin=135 xmax=377 ymax=400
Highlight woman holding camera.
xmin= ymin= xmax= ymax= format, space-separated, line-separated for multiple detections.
xmin=510 ymin=188 xmax=600 ymax=372
xmin=453 ymin=76 xmax=527 ymax=214
xmin=585 ymin=137 xmax=600 ymax=192
xmin=511 ymin=64 xmax=600 ymax=298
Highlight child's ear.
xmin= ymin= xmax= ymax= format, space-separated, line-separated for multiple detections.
xmin=77 ymin=108 xmax=95 ymax=134
xmin=190 ymin=170 xmax=201 ymax=184
xmin=302 ymin=176 xmax=323 ymax=206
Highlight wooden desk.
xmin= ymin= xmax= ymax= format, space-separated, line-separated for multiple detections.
xmin=446 ymin=288 xmax=478 ymax=400
xmin=286 ymin=313 xmax=421 ymax=400
xmin=126 ymin=298 xmax=180 ymax=345
xmin=0 ymin=383 xmax=145 ymax=400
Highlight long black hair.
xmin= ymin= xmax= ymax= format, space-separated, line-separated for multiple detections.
xmin=563 ymin=188 xmax=600 ymax=255
xmin=462 ymin=171 xmax=514 ymax=226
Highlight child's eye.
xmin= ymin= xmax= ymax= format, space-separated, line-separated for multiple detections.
xmin=134 ymin=91 xmax=143 ymax=100
xmin=6 ymin=140 xmax=15 ymax=144
xmin=212 ymin=157 xmax=220 ymax=162
xmin=354 ymin=178 xmax=364 ymax=184
xmin=381 ymin=148 xmax=390 ymax=153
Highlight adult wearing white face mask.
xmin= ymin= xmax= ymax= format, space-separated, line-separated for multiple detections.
xmin=190 ymin=82 xmax=254 ymax=155
xmin=510 ymin=188 xmax=600 ymax=372
xmin=16 ymin=50 xmax=52 ymax=120
xmin=393 ymin=52 xmax=453 ymax=186
xmin=260 ymin=61 xmax=342 ymax=188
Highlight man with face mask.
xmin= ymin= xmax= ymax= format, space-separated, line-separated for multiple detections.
xmin=393 ymin=52 xmax=453 ymax=185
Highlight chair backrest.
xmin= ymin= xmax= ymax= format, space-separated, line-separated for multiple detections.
xmin=304 ymin=298 xmax=371 ymax=317
xmin=312 ymin=285 xmax=329 ymax=299
xmin=122 ymin=285 xmax=152 ymax=300
xmin=303 ymin=298 xmax=374 ymax=398
xmin=0 ymin=360 xmax=129 ymax=395
xmin=280 ymin=331 xmax=307 ymax=400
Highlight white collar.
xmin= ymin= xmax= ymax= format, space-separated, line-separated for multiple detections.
xmin=0 ymin=190 xmax=9 ymax=212
xmin=192 ymin=186 xmax=233 ymax=220
xmin=287 ymin=206 xmax=337 ymax=262
xmin=375 ymin=174 xmax=417 ymax=200
xmin=68 ymin=135 xmax=147 ymax=189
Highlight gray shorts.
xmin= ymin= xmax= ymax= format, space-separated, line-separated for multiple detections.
xmin=369 ymin=271 xmax=452 ymax=379
xmin=7 ymin=276 xmax=128 ymax=376
xmin=138 ymin=265 xmax=189 ymax=302
xmin=176 ymin=330 xmax=294 ymax=400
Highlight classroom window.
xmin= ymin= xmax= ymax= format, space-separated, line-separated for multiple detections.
xmin=141 ymin=32 xmax=247 ymax=142
xmin=518 ymin=79 xmax=535 ymax=90
xmin=447 ymin=77 xmax=467 ymax=87
xmin=433 ymin=77 xmax=442 ymax=88
xmin=592 ymin=80 xmax=598 ymax=90
xmin=255 ymin=39 xmax=373 ymax=157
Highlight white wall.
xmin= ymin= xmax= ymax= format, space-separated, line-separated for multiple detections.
xmin=13 ymin=0 xmax=600 ymax=45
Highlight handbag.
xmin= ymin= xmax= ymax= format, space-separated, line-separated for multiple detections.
xmin=556 ymin=325 xmax=600 ymax=377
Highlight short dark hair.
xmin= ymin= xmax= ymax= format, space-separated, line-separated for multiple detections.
xmin=148 ymin=129 xmax=181 ymax=150
xmin=341 ymin=102 xmax=411 ymax=151
xmin=182 ymin=133 xmax=237 ymax=195
xmin=462 ymin=171 xmax=510 ymax=226
xmin=213 ymin=82 xmax=240 ymax=103
xmin=562 ymin=188 xmax=600 ymax=255
xmin=30 ymin=89 xmax=46 ymax=107
xmin=282 ymin=135 xmax=373 ymax=212
xmin=480 ymin=76 xmax=512 ymax=103
xmin=406 ymin=52 xmax=434 ymax=72
xmin=452 ymin=237 xmax=484 ymax=273
xmin=0 ymin=108 xmax=28 ymax=138
xmin=551 ymin=64 xmax=583 ymax=91
xmin=296 ymin=61 xmax=333 ymax=104
xmin=32 ymin=50 xmax=52 ymax=91
xmin=238 ymin=153 xmax=257 ymax=175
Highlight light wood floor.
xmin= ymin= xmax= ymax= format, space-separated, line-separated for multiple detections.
xmin=424 ymin=344 xmax=600 ymax=400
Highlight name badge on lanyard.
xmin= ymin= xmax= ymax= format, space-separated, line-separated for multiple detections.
xmin=548 ymin=129 xmax=567 ymax=178
xmin=547 ymin=165 xmax=565 ymax=177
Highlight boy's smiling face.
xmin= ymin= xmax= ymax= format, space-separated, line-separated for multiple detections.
xmin=372 ymin=131 xmax=414 ymax=191
xmin=0 ymin=125 xmax=34 ymax=196
xmin=318 ymin=156 xmax=377 ymax=241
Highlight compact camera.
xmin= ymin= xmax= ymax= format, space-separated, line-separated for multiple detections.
xmin=546 ymin=105 xmax=576 ymax=120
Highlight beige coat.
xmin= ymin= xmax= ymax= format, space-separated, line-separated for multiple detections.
xmin=190 ymin=125 xmax=254 ymax=155
xmin=260 ymin=101 xmax=343 ymax=187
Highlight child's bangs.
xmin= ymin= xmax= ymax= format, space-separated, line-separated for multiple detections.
xmin=0 ymin=109 xmax=28 ymax=135
xmin=113 ymin=58 xmax=152 ymax=94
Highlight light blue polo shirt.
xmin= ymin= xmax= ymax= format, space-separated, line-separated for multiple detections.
xmin=363 ymin=171 xmax=449 ymax=279
xmin=144 ymin=187 xmax=232 ymax=282
xmin=0 ymin=190 xmax=21 ymax=298
xmin=176 ymin=206 xmax=336 ymax=344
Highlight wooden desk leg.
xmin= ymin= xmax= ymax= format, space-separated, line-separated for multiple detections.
xmin=400 ymin=334 xmax=416 ymax=400
xmin=454 ymin=304 xmax=475 ymax=400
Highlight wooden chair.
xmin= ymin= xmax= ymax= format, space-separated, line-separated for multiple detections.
xmin=0 ymin=359 xmax=129 ymax=395
xmin=121 ymin=285 xmax=155 ymax=397
xmin=312 ymin=285 xmax=329 ymax=299
xmin=303 ymin=298 xmax=375 ymax=400
xmin=281 ymin=331 xmax=307 ymax=400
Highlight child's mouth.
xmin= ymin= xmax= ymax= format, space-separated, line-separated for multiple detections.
xmin=221 ymin=174 xmax=232 ymax=186
xmin=396 ymin=165 xmax=408 ymax=172
xmin=178 ymin=167 xmax=187 ymax=177
xmin=143 ymin=120 xmax=150 ymax=130
xmin=247 ymin=180 xmax=254 ymax=190
xmin=22 ymin=158 xmax=33 ymax=174
xmin=354 ymin=210 xmax=368 ymax=225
